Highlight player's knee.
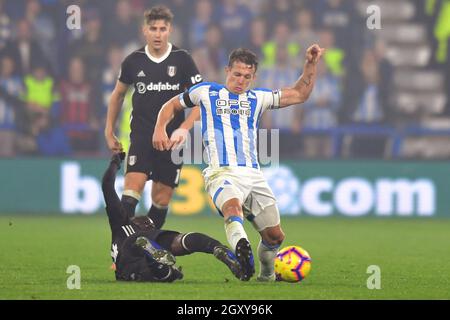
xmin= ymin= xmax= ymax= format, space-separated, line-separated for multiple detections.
xmin=221 ymin=199 xmax=243 ymax=217
xmin=171 ymin=233 xmax=189 ymax=256
xmin=263 ymin=228 xmax=285 ymax=246
xmin=124 ymin=173 xmax=146 ymax=193
xmin=152 ymin=185 xmax=174 ymax=206
xmin=152 ymin=193 xmax=172 ymax=207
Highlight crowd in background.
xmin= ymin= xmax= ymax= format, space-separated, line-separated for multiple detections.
xmin=0 ymin=0 xmax=449 ymax=159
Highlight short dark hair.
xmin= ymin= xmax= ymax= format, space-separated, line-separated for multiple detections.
xmin=228 ymin=48 xmax=259 ymax=72
xmin=144 ymin=5 xmax=174 ymax=25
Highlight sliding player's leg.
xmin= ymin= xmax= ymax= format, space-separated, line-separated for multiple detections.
xmin=156 ymin=231 xmax=244 ymax=280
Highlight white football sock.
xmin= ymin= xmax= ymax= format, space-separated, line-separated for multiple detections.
xmin=258 ymin=239 xmax=280 ymax=277
xmin=224 ymin=216 xmax=248 ymax=252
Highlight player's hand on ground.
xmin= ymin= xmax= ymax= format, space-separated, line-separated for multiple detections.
xmin=153 ymin=128 xmax=173 ymax=151
xmin=105 ymin=134 xmax=123 ymax=153
xmin=306 ymin=44 xmax=325 ymax=64
xmin=169 ymin=128 xmax=188 ymax=150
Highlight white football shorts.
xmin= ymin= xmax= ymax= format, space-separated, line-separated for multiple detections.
xmin=203 ymin=166 xmax=280 ymax=231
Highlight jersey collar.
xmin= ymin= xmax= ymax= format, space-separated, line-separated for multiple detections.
xmin=144 ymin=43 xmax=172 ymax=63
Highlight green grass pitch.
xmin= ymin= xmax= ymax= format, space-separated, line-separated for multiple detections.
xmin=1 ymin=215 xmax=449 ymax=300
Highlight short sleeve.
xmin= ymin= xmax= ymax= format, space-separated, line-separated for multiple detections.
xmin=179 ymin=82 xmax=208 ymax=109
xmin=118 ymin=56 xmax=133 ymax=85
xmin=182 ymin=52 xmax=203 ymax=89
xmin=256 ymin=89 xmax=282 ymax=112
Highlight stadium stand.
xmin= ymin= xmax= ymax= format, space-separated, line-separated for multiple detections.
xmin=0 ymin=0 xmax=448 ymax=159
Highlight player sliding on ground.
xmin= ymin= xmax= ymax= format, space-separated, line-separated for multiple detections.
xmin=153 ymin=45 xmax=324 ymax=281
xmin=101 ymin=152 xmax=245 ymax=282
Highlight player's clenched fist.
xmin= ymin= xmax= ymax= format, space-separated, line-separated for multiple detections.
xmin=305 ymin=44 xmax=325 ymax=64
xmin=106 ymin=134 xmax=123 ymax=153
xmin=169 ymin=128 xmax=188 ymax=150
xmin=153 ymin=127 xmax=173 ymax=151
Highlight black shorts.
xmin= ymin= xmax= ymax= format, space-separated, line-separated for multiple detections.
xmin=126 ymin=134 xmax=183 ymax=188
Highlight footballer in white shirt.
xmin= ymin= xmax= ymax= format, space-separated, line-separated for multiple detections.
xmin=153 ymin=45 xmax=324 ymax=281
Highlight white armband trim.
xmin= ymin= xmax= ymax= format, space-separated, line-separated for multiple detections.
xmin=179 ymin=93 xmax=187 ymax=108
xmin=272 ymin=90 xmax=282 ymax=109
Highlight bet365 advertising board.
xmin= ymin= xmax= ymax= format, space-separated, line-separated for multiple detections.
xmin=0 ymin=159 xmax=447 ymax=217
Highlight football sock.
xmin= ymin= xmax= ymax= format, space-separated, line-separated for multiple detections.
xmin=224 ymin=216 xmax=249 ymax=252
xmin=121 ymin=190 xmax=141 ymax=218
xmin=180 ymin=232 xmax=221 ymax=254
xmin=258 ymin=240 xmax=280 ymax=277
xmin=147 ymin=202 xmax=169 ymax=229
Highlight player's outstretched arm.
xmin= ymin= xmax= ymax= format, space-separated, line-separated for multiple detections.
xmin=279 ymin=44 xmax=325 ymax=108
xmin=153 ymin=96 xmax=184 ymax=151
xmin=105 ymin=80 xmax=129 ymax=153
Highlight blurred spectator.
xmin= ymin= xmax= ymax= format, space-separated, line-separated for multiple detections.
xmin=22 ymin=63 xmax=57 ymax=154
xmin=106 ymin=0 xmax=140 ymax=50
xmin=1 ymin=19 xmax=47 ymax=76
xmin=24 ymin=0 xmax=56 ymax=72
xmin=248 ymin=17 xmax=267 ymax=60
xmin=259 ymin=46 xmax=302 ymax=157
xmin=68 ymin=8 xmax=106 ymax=93
xmin=261 ymin=21 xmax=300 ymax=68
xmin=0 ymin=0 xmax=12 ymax=51
xmin=245 ymin=0 xmax=270 ymax=17
xmin=191 ymin=25 xmax=227 ymax=83
xmin=318 ymin=29 xmax=345 ymax=77
xmin=189 ymin=0 xmax=214 ymax=49
xmin=433 ymin=0 xmax=450 ymax=64
xmin=301 ymin=62 xmax=341 ymax=159
xmin=291 ymin=9 xmax=319 ymax=65
xmin=265 ymin=0 xmax=294 ymax=31
xmin=214 ymin=0 xmax=252 ymax=51
xmin=315 ymin=0 xmax=363 ymax=64
xmin=101 ymin=44 xmax=123 ymax=154
xmin=0 ymin=55 xmax=23 ymax=156
xmin=102 ymin=45 xmax=124 ymax=115
xmin=346 ymin=49 xmax=389 ymax=158
xmin=60 ymin=57 xmax=99 ymax=155
xmin=373 ymin=40 xmax=394 ymax=123
xmin=314 ymin=0 xmax=354 ymax=44
xmin=167 ymin=0 xmax=191 ymax=43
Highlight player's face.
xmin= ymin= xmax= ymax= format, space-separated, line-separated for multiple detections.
xmin=225 ymin=61 xmax=256 ymax=95
xmin=143 ymin=19 xmax=171 ymax=52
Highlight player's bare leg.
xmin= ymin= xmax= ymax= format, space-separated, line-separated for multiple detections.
xmin=147 ymin=181 xmax=174 ymax=229
xmin=122 ymin=172 xmax=146 ymax=218
xmin=222 ymin=198 xmax=255 ymax=281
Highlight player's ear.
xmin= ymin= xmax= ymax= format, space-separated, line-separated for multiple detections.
xmin=141 ymin=23 xmax=148 ymax=35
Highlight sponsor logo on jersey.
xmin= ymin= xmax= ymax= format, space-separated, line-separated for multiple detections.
xmin=136 ymin=82 xmax=181 ymax=94
xmin=167 ymin=66 xmax=177 ymax=77
xmin=209 ymin=91 xmax=219 ymax=97
xmin=137 ymin=70 xmax=146 ymax=77
xmin=248 ymin=92 xmax=257 ymax=99
xmin=215 ymin=99 xmax=251 ymax=117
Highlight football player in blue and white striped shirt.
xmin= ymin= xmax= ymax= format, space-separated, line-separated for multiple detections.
xmin=153 ymin=45 xmax=324 ymax=281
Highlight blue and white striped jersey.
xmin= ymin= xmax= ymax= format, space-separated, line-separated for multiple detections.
xmin=179 ymin=82 xmax=281 ymax=169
